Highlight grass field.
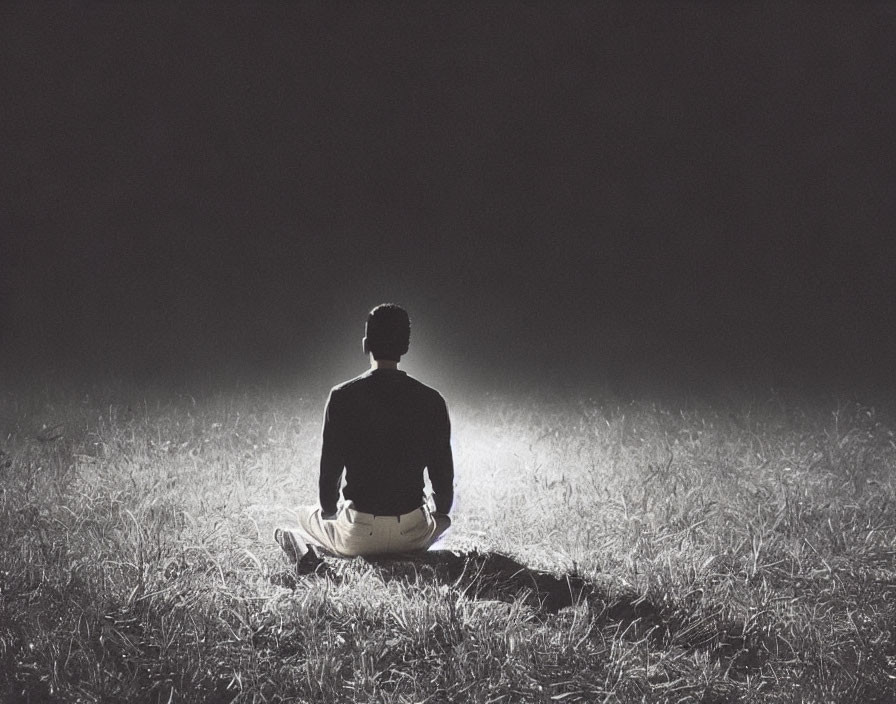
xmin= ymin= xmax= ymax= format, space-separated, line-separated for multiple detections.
xmin=1 ymin=380 xmax=894 ymax=703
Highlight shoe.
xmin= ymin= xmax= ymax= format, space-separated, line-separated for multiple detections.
xmin=274 ymin=527 xmax=308 ymax=564
xmin=274 ymin=528 xmax=325 ymax=574
xmin=298 ymin=544 xmax=324 ymax=573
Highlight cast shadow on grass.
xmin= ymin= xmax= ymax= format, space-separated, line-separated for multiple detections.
xmin=271 ymin=549 xmax=595 ymax=615
xmin=271 ymin=548 xmax=779 ymax=680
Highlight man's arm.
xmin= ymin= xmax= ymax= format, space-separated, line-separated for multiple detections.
xmin=428 ymin=396 xmax=454 ymax=515
xmin=319 ymin=390 xmax=344 ymax=516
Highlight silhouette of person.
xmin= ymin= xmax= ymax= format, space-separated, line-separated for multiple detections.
xmin=276 ymin=303 xmax=453 ymax=565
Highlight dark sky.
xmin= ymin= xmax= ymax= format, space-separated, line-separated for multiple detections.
xmin=2 ymin=2 xmax=895 ymax=397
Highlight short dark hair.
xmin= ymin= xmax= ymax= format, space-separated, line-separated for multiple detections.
xmin=365 ymin=303 xmax=410 ymax=361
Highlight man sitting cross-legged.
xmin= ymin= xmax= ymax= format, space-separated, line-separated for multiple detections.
xmin=275 ymin=303 xmax=453 ymax=569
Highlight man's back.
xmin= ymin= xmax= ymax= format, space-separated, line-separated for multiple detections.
xmin=276 ymin=303 xmax=454 ymax=562
xmin=319 ymin=368 xmax=454 ymax=516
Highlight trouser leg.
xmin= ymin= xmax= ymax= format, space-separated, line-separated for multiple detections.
xmin=295 ymin=503 xmax=383 ymax=557
xmin=390 ymin=509 xmax=451 ymax=553
xmin=294 ymin=506 xmax=344 ymax=555
xmin=288 ymin=504 xmax=453 ymax=557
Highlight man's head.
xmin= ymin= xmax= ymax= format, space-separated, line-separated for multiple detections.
xmin=363 ymin=303 xmax=411 ymax=362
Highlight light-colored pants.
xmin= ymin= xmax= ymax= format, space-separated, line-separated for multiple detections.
xmin=291 ymin=501 xmax=450 ymax=557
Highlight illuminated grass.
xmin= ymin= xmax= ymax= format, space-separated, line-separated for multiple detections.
xmin=1 ymin=383 xmax=894 ymax=702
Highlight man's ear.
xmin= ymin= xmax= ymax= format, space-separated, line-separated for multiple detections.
xmin=362 ymin=336 xmax=369 ymax=355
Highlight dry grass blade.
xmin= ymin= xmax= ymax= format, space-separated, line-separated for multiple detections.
xmin=0 ymin=388 xmax=894 ymax=702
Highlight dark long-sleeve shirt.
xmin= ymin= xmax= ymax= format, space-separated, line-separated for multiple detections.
xmin=318 ymin=368 xmax=454 ymax=516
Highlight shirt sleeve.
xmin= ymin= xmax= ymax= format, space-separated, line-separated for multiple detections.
xmin=318 ymin=389 xmax=344 ymax=515
xmin=428 ymin=395 xmax=454 ymax=515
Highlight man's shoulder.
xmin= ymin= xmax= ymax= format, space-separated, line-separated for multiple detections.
xmin=330 ymin=371 xmax=446 ymax=406
xmin=330 ymin=371 xmax=372 ymax=394
xmin=404 ymin=374 xmax=446 ymax=403
xmin=400 ymin=376 xmax=449 ymax=417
